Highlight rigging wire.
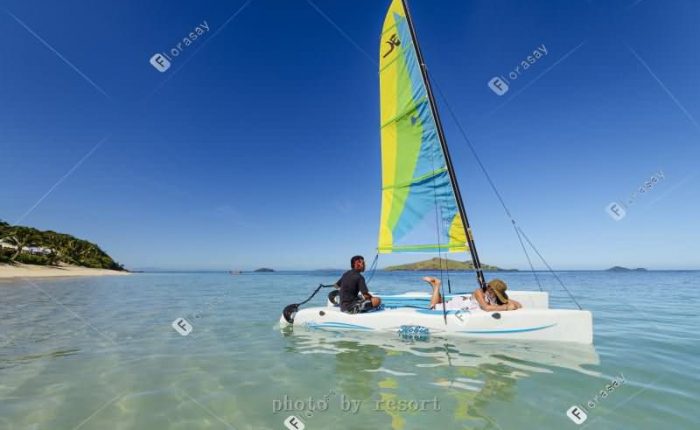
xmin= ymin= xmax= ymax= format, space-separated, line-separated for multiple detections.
xmin=429 ymin=147 xmax=449 ymax=324
xmin=511 ymin=220 xmax=544 ymax=292
xmin=430 ymin=78 xmax=545 ymax=293
xmin=517 ymin=226 xmax=583 ymax=310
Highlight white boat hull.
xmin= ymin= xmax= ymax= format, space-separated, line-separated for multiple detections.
xmin=284 ymin=322 xmax=600 ymax=375
xmin=282 ymin=291 xmax=592 ymax=344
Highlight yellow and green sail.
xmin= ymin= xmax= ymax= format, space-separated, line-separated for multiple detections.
xmin=377 ymin=0 xmax=467 ymax=254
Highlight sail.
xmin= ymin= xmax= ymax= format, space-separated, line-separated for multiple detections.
xmin=377 ymin=0 xmax=467 ymax=254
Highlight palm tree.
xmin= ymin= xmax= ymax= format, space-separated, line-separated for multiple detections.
xmin=42 ymin=231 xmax=61 ymax=266
xmin=4 ymin=228 xmax=38 ymax=262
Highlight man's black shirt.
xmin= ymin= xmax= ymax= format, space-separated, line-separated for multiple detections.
xmin=335 ymin=269 xmax=370 ymax=312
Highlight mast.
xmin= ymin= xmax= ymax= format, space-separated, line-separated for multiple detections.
xmin=401 ymin=0 xmax=487 ymax=291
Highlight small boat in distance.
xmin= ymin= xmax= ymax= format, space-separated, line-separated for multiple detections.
xmin=281 ymin=0 xmax=593 ymax=344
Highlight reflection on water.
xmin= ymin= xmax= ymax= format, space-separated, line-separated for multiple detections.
xmin=282 ymin=325 xmax=599 ymax=429
xmin=285 ymin=325 xmax=599 ymax=375
xmin=334 ymin=341 xmax=387 ymax=401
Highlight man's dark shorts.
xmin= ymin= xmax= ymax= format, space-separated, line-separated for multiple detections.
xmin=342 ymin=298 xmax=372 ymax=314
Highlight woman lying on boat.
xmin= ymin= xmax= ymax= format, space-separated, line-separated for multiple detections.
xmin=425 ymin=277 xmax=522 ymax=311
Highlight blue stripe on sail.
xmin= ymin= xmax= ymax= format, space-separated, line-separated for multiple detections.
xmin=388 ymin=15 xmax=459 ymax=250
xmin=391 ymin=169 xmax=451 ymax=242
xmin=305 ymin=322 xmax=374 ymax=331
xmin=460 ymin=323 xmax=557 ymax=334
xmin=395 ymin=14 xmax=427 ymax=115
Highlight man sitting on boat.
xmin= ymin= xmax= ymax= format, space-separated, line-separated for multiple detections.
xmin=425 ymin=277 xmax=522 ymax=311
xmin=334 ymin=255 xmax=382 ymax=313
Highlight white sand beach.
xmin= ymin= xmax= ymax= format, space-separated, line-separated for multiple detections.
xmin=0 ymin=263 xmax=130 ymax=279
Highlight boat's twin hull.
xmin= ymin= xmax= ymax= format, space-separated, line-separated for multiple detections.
xmin=284 ymin=291 xmax=593 ymax=344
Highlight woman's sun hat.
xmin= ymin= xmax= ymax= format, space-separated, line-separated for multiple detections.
xmin=487 ymin=279 xmax=509 ymax=304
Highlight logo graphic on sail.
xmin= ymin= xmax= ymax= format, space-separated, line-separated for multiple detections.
xmin=382 ymin=34 xmax=401 ymax=58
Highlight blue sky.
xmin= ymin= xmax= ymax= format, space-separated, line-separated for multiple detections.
xmin=1 ymin=0 xmax=699 ymax=270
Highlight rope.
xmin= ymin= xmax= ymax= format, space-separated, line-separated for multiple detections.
xmin=364 ymin=253 xmax=379 ymax=285
xmin=297 ymin=283 xmax=335 ymax=306
xmin=293 ymin=257 xmax=377 ymax=316
xmin=282 ymin=283 xmax=335 ymax=324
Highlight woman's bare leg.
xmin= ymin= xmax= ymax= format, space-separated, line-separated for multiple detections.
xmin=423 ymin=276 xmax=443 ymax=308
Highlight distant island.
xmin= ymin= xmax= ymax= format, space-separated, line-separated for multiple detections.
xmin=384 ymin=257 xmax=515 ymax=272
xmin=253 ymin=267 xmax=275 ymax=272
xmin=606 ymin=266 xmax=647 ymax=272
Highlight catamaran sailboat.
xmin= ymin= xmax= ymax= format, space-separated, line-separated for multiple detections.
xmin=280 ymin=0 xmax=593 ymax=344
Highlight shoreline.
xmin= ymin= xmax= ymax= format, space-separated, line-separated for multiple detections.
xmin=0 ymin=263 xmax=130 ymax=279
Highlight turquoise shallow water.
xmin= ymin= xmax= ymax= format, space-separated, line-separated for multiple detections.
xmin=1 ymin=270 xmax=698 ymax=429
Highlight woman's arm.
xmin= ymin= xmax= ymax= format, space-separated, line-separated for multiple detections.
xmin=473 ymin=288 xmax=510 ymax=311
